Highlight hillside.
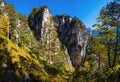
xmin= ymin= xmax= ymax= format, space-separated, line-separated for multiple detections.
xmin=0 ymin=1 xmax=120 ymax=82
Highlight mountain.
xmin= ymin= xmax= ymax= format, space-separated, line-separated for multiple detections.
xmin=28 ymin=6 xmax=89 ymax=69
xmin=54 ymin=15 xmax=89 ymax=68
xmin=1 ymin=1 xmax=120 ymax=82
xmin=1 ymin=2 xmax=71 ymax=82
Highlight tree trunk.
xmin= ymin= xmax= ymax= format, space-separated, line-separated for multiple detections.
xmin=107 ymin=42 xmax=112 ymax=67
xmin=98 ymin=53 xmax=100 ymax=82
xmin=98 ymin=53 xmax=100 ymax=70
xmin=112 ymin=27 xmax=118 ymax=67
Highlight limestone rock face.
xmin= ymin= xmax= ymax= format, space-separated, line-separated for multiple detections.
xmin=29 ymin=6 xmax=54 ymax=41
xmin=55 ymin=15 xmax=89 ymax=68
xmin=29 ymin=6 xmax=62 ymax=64
xmin=0 ymin=2 xmax=5 ymax=10
xmin=29 ymin=6 xmax=89 ymax=68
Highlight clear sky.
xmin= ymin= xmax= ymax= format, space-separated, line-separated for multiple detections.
xmin=6 ymin=0 xmax=113 ymax=28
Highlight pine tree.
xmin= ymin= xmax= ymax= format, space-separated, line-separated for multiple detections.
xmin=93 ymin=9 xmax=116 ymax=67
xmin=106 ymin=0 xmax=120 ymax=67
xmin=94 ymin=0 xmax=120 ymax=67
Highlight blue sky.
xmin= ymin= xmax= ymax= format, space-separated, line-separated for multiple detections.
xmin=6 ymin=0 xmax=113 ymax=28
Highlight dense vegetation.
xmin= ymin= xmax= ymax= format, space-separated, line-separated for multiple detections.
xmin=0 ymin=0 xmax=120 ymax=82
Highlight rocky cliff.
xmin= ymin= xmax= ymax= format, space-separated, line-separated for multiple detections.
xmin=28 ymin=6 xmax=89 ymax=68
xmin=54 ymin=15 xmax=89 ymax=68
xmin=28 ymin=6 xmax=68 ymax=66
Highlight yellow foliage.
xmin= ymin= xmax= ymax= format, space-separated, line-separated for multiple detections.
xmin=0 ymin=33 xmax=41 ymax=68
xmin=51 ymin=77 xmax=58 ymax=82
xmin=84 ymin=61 xmax=90 ymax=71
xmin=0 ymin=15 xmax=9 ymax=36
xmin=65 ymin=65 xmax=74 ymax=71
xmin=114 ymin=64 xmax=120 ymax=71
xmin=31 ymin=54 xmax=37 ymax=59
xmin=12 ymin=57 xmax=19 ymax=64
xmin=33 ymin=59 xmax=40 ymax=65
xmin=65 ymin=65 xmax=70 ymax=71
xmin=23 ymin=45 xmax=31 ymax=53
xmin=7 ymin=39 xmax=31 ymax=60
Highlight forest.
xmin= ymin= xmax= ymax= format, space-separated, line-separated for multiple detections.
xmin=0 ymin=0 xmax=120 ymax=82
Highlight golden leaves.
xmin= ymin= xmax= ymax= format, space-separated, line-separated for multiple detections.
xmin=0 ymin=15 xmax=9 ymax=36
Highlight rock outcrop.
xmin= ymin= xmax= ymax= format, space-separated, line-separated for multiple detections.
xmin=29 ymin=6 xmax=64 ymax=65
xmin=55 ymin=15 xmax=89 ymax=68
xmin=28 ymin=6 xmax=89 ymax=68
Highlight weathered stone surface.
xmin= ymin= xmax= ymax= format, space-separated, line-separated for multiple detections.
xmin=29 ymin=6 xmax=89 ymax=68
xmin=55 ymin=15 xmax=89 ymax=68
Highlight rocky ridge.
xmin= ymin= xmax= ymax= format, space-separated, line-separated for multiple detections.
xmin=29 ymin=6 xmax=89 ymax=68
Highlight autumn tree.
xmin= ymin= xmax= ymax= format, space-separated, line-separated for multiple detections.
xmin=0 ymin=15 xmax=9 ymax=37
